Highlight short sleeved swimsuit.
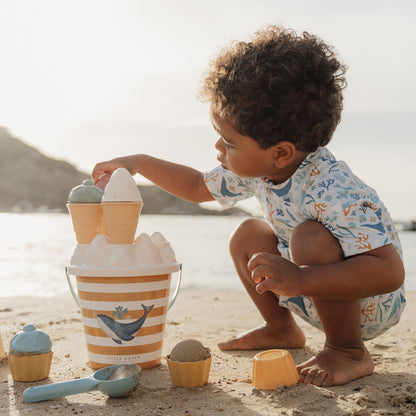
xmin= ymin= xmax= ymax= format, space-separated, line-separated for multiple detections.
xmin=204 ymin=147 xmax=406 ymax=340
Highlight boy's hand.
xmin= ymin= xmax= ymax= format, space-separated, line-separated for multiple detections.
xmin=92 ymin=155 xmax=140 ymax=190
xmin=248 ymin=252 xmax=302 ymax=297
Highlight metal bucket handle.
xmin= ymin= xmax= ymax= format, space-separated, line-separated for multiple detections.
xmin=65 ymin=264 xmax=182 ymax=311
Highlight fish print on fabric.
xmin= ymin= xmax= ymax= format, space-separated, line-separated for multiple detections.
xmin=204 ymin=146 xmax=406 ymax=340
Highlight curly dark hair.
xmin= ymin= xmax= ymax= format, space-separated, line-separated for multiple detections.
xmin=200 ymin=26 xmax=347 ymax=152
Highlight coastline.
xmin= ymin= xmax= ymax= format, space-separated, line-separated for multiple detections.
xmin=1 ymin=290 xmax=415 ymax=415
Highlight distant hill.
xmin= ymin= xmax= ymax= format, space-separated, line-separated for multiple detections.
xmin=0 ymin=127 xmax=247 ymax=216
xmin=0 ymin=127 xmax=88 ymax=212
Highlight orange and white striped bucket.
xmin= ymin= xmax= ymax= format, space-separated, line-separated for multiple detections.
xmin=66 ymin=264 xmax=181 ymax=370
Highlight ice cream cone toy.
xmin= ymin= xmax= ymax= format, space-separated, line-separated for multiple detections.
xmin=166 ymin=339 xmax=211 ymax=387
xmin=67 ymin=203 xmax=104 ymax=244
xmin=67 ymin=179 xmax=104 ymax=244
xmin=101 ymin=168 xmax=144 ymax=244
xmin=101 ymin=201 xmax=143 ymax=244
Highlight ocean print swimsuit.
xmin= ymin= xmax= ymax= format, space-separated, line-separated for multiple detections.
xmin=204 ymin=146 xmax=406 ymax=340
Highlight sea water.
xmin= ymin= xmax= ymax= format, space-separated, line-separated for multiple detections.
xmin=0 ymin=212 xmax=415 ymax=298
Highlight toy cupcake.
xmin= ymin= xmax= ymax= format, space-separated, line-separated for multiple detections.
xmin=8 ymin=324 xmax=53 ymax=382
xmin=166 ymin=339 xmax=211 ymax=387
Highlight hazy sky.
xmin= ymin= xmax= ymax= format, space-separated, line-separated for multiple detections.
xmin=0 ymin=0 xmax=415 ymax=219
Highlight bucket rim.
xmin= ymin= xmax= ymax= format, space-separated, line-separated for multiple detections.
xmin=67 ymin=262 xmax=181 ymax=277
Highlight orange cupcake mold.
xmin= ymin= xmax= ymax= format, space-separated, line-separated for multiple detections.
xmin=166 ymin=356 xmax=211 ymax=387
xmin=252 ymin=349 xmax=299 ymax=390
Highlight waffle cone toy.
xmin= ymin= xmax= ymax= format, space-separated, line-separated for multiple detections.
xmin=67 ymin=179 xmax=104 ymax=244
xmin=102 ymin=201 xmax=143 ymax=244
xmin=67 ymin=203 xmax=104 ymax=244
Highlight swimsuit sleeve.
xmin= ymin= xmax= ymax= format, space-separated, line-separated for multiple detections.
xmin=203 ymin=166 xmax=255 ymax=208
xmin=303 ymin=164 xmax=395 ymax=258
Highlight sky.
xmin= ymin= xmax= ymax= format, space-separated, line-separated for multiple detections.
xmin=0 ymin=0 xmax=415 ymax=219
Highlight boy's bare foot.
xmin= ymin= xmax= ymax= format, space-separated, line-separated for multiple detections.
xmin=218 ymin=323 xmax=306 ymax=351
xmin=297 ymin=343 xmax=374 ymax=386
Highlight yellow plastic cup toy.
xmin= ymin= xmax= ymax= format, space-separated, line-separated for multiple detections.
xmin=252 ymin=349 xmax=299 ymax=390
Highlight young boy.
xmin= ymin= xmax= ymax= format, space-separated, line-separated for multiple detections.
xmin=92 ymin=26 xmax=406 ymax=387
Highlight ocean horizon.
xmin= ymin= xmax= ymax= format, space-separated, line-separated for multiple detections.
xmin=1 ymin=212 xmax=415 ymax=298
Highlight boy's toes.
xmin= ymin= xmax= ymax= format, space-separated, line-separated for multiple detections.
xmin=312 ymin=369 xmax=330 ymax=386
xmin=218 ymin=338 xmax=240 ymax=350
xmin=299 ymin=367 xmax=319 ymax=384
xmin=321 ymin=371 xmax=335 ymax=387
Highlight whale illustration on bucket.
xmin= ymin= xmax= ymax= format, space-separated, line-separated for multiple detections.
xmin=66 ymin=232 xmax=181 ymax=370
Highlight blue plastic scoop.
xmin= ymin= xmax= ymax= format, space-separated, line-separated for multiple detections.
xmin=23 ymin=364 xmax=141 ymax=403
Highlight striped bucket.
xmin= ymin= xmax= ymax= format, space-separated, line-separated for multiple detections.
xmin=66 ymin=264 xmax=181 ymax=370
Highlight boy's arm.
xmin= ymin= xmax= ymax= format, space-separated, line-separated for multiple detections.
xmin=92 ymin=154 xmax=215 ymax=203
xmin=249 ymin=244 xmax=405 ymax=300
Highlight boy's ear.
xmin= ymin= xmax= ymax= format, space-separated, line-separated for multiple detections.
xmin=272 ymin=142 xmax=297 ymax=167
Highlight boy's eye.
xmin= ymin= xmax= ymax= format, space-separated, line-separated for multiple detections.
xmin=224 ymin=142 xmax=234 ymax=149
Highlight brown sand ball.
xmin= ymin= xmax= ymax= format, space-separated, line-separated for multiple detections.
xmin=169 ymin=339 xmax=211 ymax=362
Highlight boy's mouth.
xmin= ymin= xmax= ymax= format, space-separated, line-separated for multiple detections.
xmin=217 ymin=155 xmax=227 ymax=170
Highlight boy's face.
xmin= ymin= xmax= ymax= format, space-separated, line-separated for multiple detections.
xmin=210 ymin=110 xmax=279 ymax=179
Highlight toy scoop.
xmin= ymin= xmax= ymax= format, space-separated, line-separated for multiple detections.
xmin=23 ymin=364 xmax=141 ymax=403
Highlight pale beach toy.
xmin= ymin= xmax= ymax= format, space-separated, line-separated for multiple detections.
xmin=252 ymin=349 xmax=299 ymax=390
xmin=67 ymin=203 xmax=104 ymax=244
xmin=101 ymin=201 xmax=143 ymax=244
xmin=0 ymin=331 xmax=6 ymax=361
xmin=166 ymin=339 xmax=212 ymax=387
xmin=67 ymin=179 xmax=105 ymax=244
xmin=22 ymin=364 xmax=141 ymax=402
xmin=66 ymin=232 xmax=182 ymax=370
xmin=8 ymin=324 xmax=53 ymax=382
xmin=166 ymin=356 xmax=212 ymax=387
xmin=100 ymin=168 xmax=144 ymax=244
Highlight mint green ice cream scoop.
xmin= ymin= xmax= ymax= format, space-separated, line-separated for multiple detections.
xmin=10 ymin=324 xmax=52 ymax=355
xmin=68 ymin=179 xmax=103 ymax=203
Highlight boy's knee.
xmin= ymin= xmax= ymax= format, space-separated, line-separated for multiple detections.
xmin=229 ymin=218 xmax=262 ymax=255
xmin=290 ymin=220 xmax=344 ymax=265
xmin=229 ymin=218 xmax=278 ymax=259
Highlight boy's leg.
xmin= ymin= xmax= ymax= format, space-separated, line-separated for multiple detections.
xmin=290 ymin=221 xmax=374 ymax=386
xmin=218 ymin=218 xmax=306 ymax=351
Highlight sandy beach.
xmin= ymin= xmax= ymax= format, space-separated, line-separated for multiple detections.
xmin=1 ymin=290 xmax=415 ymax=416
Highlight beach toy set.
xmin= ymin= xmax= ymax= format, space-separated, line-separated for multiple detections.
xmin=3 ymin=168 xmax=297 ymax=405
xmin=66 ymin=170 xmax=296 ymax=389
xmin=5 ymin=323 xmax=142 ymax=402
xmin=66 ymin=168 xmax=182 ymax=370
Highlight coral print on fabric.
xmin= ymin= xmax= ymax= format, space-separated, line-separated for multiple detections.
xmin=204 ymin=147 xmax=406 ymax=340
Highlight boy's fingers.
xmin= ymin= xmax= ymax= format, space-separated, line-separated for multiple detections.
xmin=92 ymin=161 xmax=116 ymax=181
xmin=94 ymin=174 xmax=111 ymax=190
xmin=250 ymin=264 xmax=275 ymax=283
xmin=248 ymin=252 xmax=279 ymax=271
xmin=255 ymin=278 xmax=275 ymax=294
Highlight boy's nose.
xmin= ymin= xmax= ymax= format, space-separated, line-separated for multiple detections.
xmin=215 ymin=138 xmax=225 ymax=153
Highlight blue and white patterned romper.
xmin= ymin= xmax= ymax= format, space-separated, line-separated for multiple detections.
xmin=204 ymin=147 xmax=406 ymax=340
